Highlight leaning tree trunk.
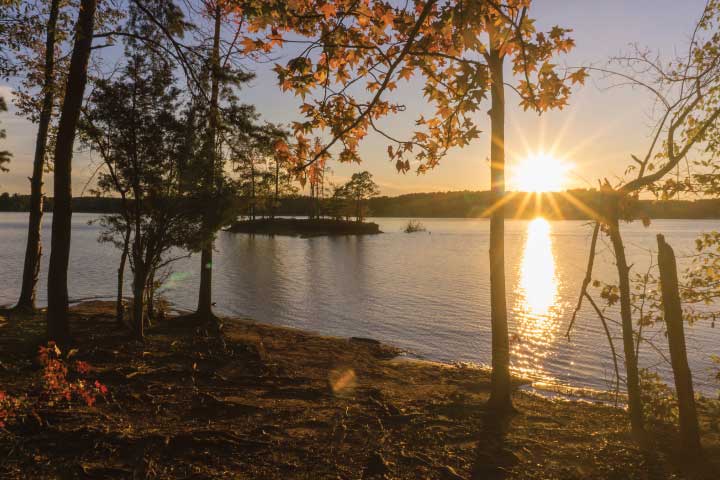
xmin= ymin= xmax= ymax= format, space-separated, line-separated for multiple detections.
xmin=46 ymin=0 xmax=97 ymax=342
xmin=16 ymin=0 xmax=60 ymax=311
xmin=607 ymin=214 xmax=645 ymax=436
xmin=657 ymin=234 xmax=702 ymax=452
xmin=195 ymin=5 xmax=221 ymax=319
xmin=486 ymin=41 xmax=512 ymax=411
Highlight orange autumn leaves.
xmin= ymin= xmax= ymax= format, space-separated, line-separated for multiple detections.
xmin=233 ymin=0 xmax=587 ymax=174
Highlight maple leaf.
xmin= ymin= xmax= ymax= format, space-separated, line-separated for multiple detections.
xmin=241 ymin=36 xmax=257 ymax=53
xmin=569 ymin=68 xmax=589 ymax=85
xmin=319 ymin=3 xmax=337 ymax=20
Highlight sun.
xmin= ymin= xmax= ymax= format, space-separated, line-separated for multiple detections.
xmin=510 ymin=152 xmax=571 ymax=192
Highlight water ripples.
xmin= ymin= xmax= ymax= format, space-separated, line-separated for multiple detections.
xmin=1 ymin=213 xmax=719 ymax=395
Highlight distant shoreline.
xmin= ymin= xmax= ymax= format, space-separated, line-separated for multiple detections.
xmin=2 ymin=190 xmax=720 ymax=220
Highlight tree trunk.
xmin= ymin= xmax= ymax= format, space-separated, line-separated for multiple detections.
xmin=250 ymin=159 xmax=256 ymax=220
xmin=197 ymin=245 xmax=213 ymax=316
xmin=46 ymin=0 xmax=97 ymax=342
xmin=317 ymin=169 xmax=323 ymax=218
xmin=195 ymin=5 xmax=221 ymax=318
xmin=657 ymin=234 xmax=702 ymax=452
xmin=132 ymin=263 xmax=145 ymax=340
xmin=146 ymin=268 xmax=156 ymax=325
xmin=273 ymin=159 xmax=279 ymax=219
xmin=309 ymin=182 xmax=314 ymax=220
xmin=17 ymin=0 xmax=61 ymax=311
xmin=116 ymin=224 xmax=131 ymax=325
xmin=608 ymin=215 xmax=645 ymax=435
xmin=486 ymin=41 xmax=512 ymax=411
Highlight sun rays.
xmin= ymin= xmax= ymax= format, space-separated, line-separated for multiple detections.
xmin=480 ymin=188 xmax=603 ymax=221
xmin=510 ymin=152 xmax=571 ymax=193
xmin=478 ymin=144 xmax=603 ymax=221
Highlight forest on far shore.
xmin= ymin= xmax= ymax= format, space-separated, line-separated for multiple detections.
xmin=2 ymin=189 xmax=720 ymax=220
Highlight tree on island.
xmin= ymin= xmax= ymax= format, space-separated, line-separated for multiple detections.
xmin=226 ymin=112 xmax=289 ymax=221
xmin=339 ymin=171 xmax=380 ymax=222
xmin=268 ymin=143 xmax=298 ymax=219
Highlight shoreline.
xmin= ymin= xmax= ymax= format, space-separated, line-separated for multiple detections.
xmin=1 ymin=302 xmax=718 ymax=478
xmin=0 ymin=297 xmax=698 ymax=406
xmin=226 ymin=218 xmax=382 ymax=237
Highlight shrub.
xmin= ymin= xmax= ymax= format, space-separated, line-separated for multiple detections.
xmin=639 ymin=368 xmax=678 ymax=426
xmin=0 ymin=342 xmax=108 ymax=428
xmin=404 ymin=220 xmax=427 ymax=233
xmin=38 ymin=342 xmax=108 ymax=407
xmin=0 ymin=391 xmax=27 ymax=428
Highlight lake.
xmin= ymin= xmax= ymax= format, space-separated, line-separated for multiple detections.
xmin=1 ymin=213 xmax=719 ymax=397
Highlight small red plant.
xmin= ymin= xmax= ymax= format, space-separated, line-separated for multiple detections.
xmin=37 ymin=342 xmax=108 ymax=408
xmin=0 ymin=391 xmax=19 ymax=428
xmin=0 ymin=343 xmax=108 ymax=429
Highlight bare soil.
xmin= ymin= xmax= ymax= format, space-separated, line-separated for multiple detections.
xmin=0 ymin=302 xmax=718 ymax=479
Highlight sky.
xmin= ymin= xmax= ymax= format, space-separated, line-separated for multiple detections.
xmin=0 ymin=0 xmax=711 ymax=196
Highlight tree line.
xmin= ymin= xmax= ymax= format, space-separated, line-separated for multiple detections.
xmin=4 ymin=189 xmax=720 ymax=220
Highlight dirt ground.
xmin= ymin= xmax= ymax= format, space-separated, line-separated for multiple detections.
xmin=0 ymin=302 xmax=718 ymax=479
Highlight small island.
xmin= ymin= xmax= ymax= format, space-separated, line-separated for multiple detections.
xmin=228 ymin=171 xmax=383 ymax=237
xmin=226 ymin=218 xmax=381 ymax=237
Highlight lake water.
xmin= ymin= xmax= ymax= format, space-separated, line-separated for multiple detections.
xmin=1 ymin=213 xmax=719 ymax=397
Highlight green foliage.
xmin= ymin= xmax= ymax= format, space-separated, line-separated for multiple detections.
xmin=80 ymin=20 xmax=206 ymax=332
xmin=337 ymin=171 xmax=380 ymax=221
xmin=0 ymin=0 xmax=22 ymax=78
xmin=229 ymin=118 xmax=294 ymax=219
xmin=682 ymin=232 xmax=720 ymax=325
xmin=7 ymin=0 xmax=75 ymax=123
xmin=345 ymin=171 xmax=380 ymax=198
xmin=639 ymin=368 xmax=679 ymax=427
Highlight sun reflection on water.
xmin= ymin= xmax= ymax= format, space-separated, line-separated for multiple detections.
xmin=511 ymin=217 xmax=562 ymax=383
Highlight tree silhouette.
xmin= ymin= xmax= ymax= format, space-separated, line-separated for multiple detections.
xmin=342 ymin=171 xmax=380 ymax=222
xmin=46 ymin=0 xmax=99 ymax=343
xmin=81 ymin=36 xmax=204 ymax=339
xmin=13 ymin=0 xmax=64 ymax=311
